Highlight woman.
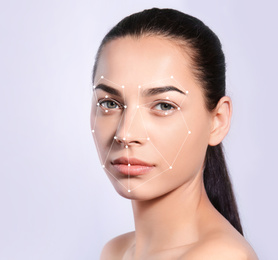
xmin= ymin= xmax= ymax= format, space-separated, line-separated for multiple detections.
xmin=91 ymin=8 xmax=258 ymax=259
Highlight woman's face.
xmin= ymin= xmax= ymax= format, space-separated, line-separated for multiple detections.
xmin=91 ymin=36 xmax=213 ymax=200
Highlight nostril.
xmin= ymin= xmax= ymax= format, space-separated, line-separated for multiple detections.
xmin=114 ymin=135 xmax=142 ymax=146
xmin=114 ymin=136 xmax=122 ymax=143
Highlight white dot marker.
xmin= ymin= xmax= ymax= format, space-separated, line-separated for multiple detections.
xmin=123 ymin=137 xmax=126 ymax=140
xmin=97 ymin=103 xmax=100 ymax=106
xmin=138 ymin=85 xmax=141 ymax=88
xmin=92 ymin=129 xmax=95 ymax=133
xmin=188 ymin=131 xmax=191 ymax=134
xmin=169 ymin=166 xmax=173 ymax=169
xmin=114 ymin=136 xmax=117 ymax=139
xmin=128 ymin=190 xmax=131 ymax=192
xmin=102 ymin=165 xmax=105 ymax=168
xmin=166 ymin=96 xmax=169 ymax=99
xmin=105 ymin=95 xmax=108 ymax=98
xmin=177 ymin=107 xmax=180 ymax=110
xmin=93 ymin=85 xmax=96 ymax=89
xmin=170 ymin=75 xmax=174 ymax=79
xmin=186 ymin=90 xmax=189 ymax=94
xmin=147 ymin=137 xmax=150 ymax=141
xmin=165 ymin=112 xmax=168 ymax=115
xmin=137 ymin=105 xmax=139 ymax=108
xmin=122 ymin=85 xmax=125 ymax=89
xmin=124 ymin=105 xmax=127 ymax=109
xmin=125 ymin=145 xmax=128 ymax=149
xmin=101 ymin=76 xmax=104 ymax=79
xmin=128 ymin=164 xmax=131 ymax=167
xmin=105 ymin=110 xmax=108 ymax=113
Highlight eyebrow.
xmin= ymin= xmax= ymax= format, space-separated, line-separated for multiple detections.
xmin=94 ymin=84 xmax=122 ymax=96
xmin=94 ymin=84 xmax=185 ymax=96
xmin=143 ymin=86 xmax=185 ymax=96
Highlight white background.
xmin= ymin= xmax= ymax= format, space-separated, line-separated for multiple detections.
xmin=1 ymin=0 xmax=277 ymax=259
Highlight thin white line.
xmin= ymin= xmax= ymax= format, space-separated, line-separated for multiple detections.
xmin=104 ymin=138 xmax=116 ymax=165
xmin=93 ymin=77 xmax=102 ymax=86
xmin=148 ymin=139 xmax=171 ymax=167
xmin=101 ymin=77 xmax=122 ymax=87
xmin=92 ymin=88 xmax=99 ymax=103
xmin=179 ymin=93 xmax=188 ymax=108
xmin=137 ymin=106 xmax=152 ymax=111
xmin=127 ymin=146 xmax=130 ymax=191
xmin=138 ymin=101 xmax=154 ymax=107
xmin=171 ymin=77 xmax=188 ymax=92
xmin=92 ymin=104 xmax=101 ymax=131
xmin=138 ymin=109 xmax=150 ymax=138
xmin=180 ymin=110 xmax=190 ymax=131
xmin=122 ymin=87 xmax=126 ymax=138
xmin=171 ymin=132 xmax=190 ymax=167
xmin=137 ymin=84 xmax=140 ymax=105
xmin=92 ymin=75 xmax=193 ymax=192
xmin=92 ymin=135 xmax=104 ymax=166
xmin=116 ymin=110 xmax=125 ymax=134
xmin=105 ymin=168 xmax=128 ymax=190
xmin=169 ymin=111 xmax=190 ymax=167
xmin=130 ymin=168 xmax=169 ymax=191
xmin=126 ymin=107 xmax=139 ymax=135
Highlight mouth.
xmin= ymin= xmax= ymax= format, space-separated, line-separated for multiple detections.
xmin=111 ymin=157 xmax=154 ymax=176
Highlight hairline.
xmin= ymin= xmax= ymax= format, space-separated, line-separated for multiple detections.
xmin=93 ymin=33 xmax=201 ymax=86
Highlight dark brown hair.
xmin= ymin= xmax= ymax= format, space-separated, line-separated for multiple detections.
xmin=92 ymin=8 xmax=243 ymax=235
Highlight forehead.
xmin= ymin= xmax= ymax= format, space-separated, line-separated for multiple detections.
xmin=95 ymin=36 xmax=195 ymax=87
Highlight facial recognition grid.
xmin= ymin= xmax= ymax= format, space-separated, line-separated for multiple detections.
xmin=91 ymin=75 xmax=191 ymax=193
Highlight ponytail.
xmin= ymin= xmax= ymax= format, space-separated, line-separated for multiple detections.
xmin=204 ymin=144 xmax=243 ymax=235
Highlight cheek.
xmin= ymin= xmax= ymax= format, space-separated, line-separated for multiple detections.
xmin=148 ymin=118 xmax=190 ymax=164
xmin=90 ymin=107 xmax=121 ymax=154
xmin=145 ymin=109 xmax=210 ymax=174
xmin=174 ymin=110 xmax=211 ymax=175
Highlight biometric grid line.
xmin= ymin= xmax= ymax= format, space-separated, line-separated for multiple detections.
xmin=92 ymin=77 xmax=133 ymax=191
xmin=93 ymin=78 xmax=138 ymax=192
xmin=138 ymin=108 xmax=171 ymax=167
xmin=92 ymin=76 xmax=191 ymax=192
xmin=91 ymin=75 xmax=191 ymax=192
xmin=120 ymin=85 xmax=173 ymax=189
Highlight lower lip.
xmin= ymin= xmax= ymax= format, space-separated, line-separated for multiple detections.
xmin=112 ymin=164 xmax=154 ymax=176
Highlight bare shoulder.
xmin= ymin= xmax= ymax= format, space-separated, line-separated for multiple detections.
xmin=183 ymin=229 xmax=258 ymax=260
xmin=100 ymin=231 xmax=135 ymax=260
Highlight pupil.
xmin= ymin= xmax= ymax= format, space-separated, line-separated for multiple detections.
xmin=108 ymin=101 xmax=116 ymax=108
xmin=162 ymin=103 xmax=170 ymax=110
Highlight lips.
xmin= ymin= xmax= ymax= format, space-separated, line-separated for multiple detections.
xmin=111 ymin=157 xmax=154 ymax=176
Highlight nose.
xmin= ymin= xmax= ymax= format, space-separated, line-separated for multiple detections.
xmin=115 ymin=105 xmax=147 ymax=147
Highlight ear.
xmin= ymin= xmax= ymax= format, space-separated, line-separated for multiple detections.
xmin=208 ymin=96 xmax=232 ymax=146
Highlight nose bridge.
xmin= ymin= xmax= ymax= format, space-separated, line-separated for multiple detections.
xmin=116 ymin=104 xmax=146 ymax=142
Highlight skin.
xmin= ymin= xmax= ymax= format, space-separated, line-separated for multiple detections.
xmin=91 ymin=36 xmax=258 ymax=260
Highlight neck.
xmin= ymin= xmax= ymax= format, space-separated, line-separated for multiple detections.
xmin=130 ymin=173 xmax=213 ymax=255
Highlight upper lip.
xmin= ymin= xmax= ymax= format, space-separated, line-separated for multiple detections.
xmin=112 ymin=157 xmax=153 ymax=167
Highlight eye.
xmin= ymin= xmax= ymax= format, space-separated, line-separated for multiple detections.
xmin=98 ymin=98 xmax=123 ymax=112
xmin=150 ymin=100 xmax=179 ymax=116
xmin=100 ymin=100 xmax=120 ymax=109
xmin=153 ymin=102 xmax=175 ymax=111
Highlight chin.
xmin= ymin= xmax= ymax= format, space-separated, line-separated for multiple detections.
xmin=110 ymin=178 xmax=174 ymax=201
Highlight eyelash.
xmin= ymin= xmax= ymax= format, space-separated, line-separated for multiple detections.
xmin=98 ymin=98 xmax=122 ymax=111
xmin=151 ymin=100 xmax=178 ymax=115
xmin=97 ymin=98 xmax=179 ymax=115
